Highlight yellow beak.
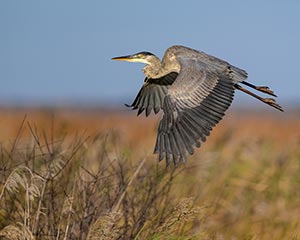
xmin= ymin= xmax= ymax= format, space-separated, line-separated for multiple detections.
xmin=111 ymin=55 xmax=133 ymax=62
xmin=111 ymin=55 xmax=149 ymax=64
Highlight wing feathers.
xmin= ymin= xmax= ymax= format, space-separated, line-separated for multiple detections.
xmin=154 ymin=74 xmax=235 ymax=165
xmin=127 ymin=72 xmax=178 ymax=116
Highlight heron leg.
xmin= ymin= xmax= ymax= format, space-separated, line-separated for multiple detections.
xmin=241 ymin=81 xmax=277 ymax=97
xmin=235 ymin=84 xmax=283 ymax=112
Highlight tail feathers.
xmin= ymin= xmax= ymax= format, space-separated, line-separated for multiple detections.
xmin=230 ymin=66 xmax=248 ymax=82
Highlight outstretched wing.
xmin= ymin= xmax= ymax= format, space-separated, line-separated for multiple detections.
xmin=154 ymin=57 xmax=236 ymax=165
xmin=126 ymin=72 xmax=178 ymax=116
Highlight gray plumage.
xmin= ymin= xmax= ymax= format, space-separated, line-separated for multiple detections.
xmin=112 ymin=45 xmax=283 ymax=166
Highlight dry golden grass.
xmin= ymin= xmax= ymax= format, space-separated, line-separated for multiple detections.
xmin=0 ymin=106 xmax=300 ymax=239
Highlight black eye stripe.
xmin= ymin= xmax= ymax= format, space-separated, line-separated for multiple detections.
xmin=134 ymin=51 xmax=154 ymax=57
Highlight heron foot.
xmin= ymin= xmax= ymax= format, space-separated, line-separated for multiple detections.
xmin=256 ymin=86 xmax=277 ymax=97
xmin=262 ymin=98 xmax=284 ymax=112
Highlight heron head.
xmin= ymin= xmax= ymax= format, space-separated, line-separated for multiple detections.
xmin=112 ymin=51 xmax=155 ymax=64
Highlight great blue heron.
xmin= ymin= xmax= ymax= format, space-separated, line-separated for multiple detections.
xmin=112 ymin=45 xmax=283 ymax=166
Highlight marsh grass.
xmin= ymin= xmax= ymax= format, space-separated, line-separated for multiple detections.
xmin=0 ymin=115 xmax=200 ymax=240
xmin=1 ymin=109 xmax=300 ymax=239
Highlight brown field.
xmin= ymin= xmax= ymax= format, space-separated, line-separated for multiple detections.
xmin=0 ymin=107 xmax=300 ymax=239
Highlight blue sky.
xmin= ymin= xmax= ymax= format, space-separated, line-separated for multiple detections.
xmin=1 ymin=1 xmax=299 ymax=106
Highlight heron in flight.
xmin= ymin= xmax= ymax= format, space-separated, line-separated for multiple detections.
xmin=112 ymin=45 xmax=283 ymax=165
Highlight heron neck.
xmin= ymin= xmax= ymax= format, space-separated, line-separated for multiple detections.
xmin=143 ymin=58 xmax=176 ymax=78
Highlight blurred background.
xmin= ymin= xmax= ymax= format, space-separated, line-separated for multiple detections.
xmin=1 ymin=1 xmax=300 ymax=239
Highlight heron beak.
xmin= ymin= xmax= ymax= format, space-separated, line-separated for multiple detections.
xmin=111 ymin=55 xmax=134 ymax=62
xmin=112 ymin=54 xmax=150 ymax=64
